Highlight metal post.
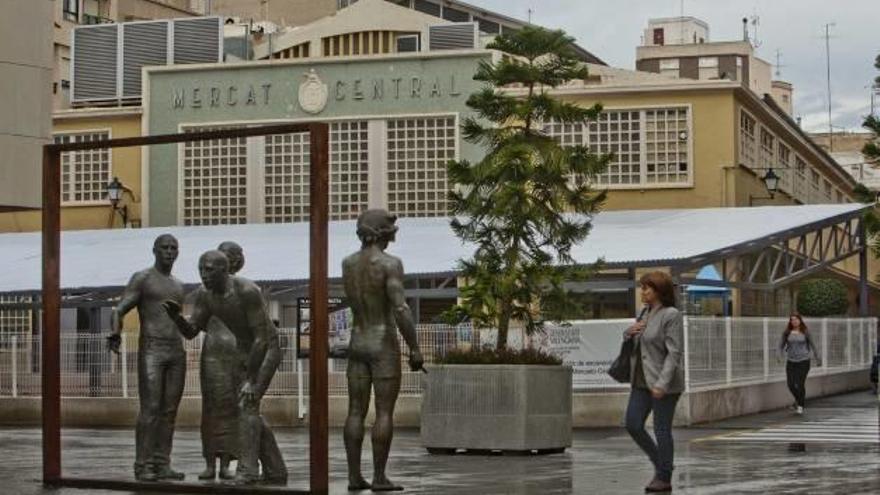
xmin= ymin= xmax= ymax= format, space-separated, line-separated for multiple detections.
xmin=859 ymin=220 xmax=869 ymax=317
xmin=41 ymin=146 xmax=62 ymax=484
xmin=297 ymin=357 xmax=305 ymax=419
xmin=11 ymin=334 xmax=18 ymax=398
xmin=682 ymin=316 xmax=690 ymax=392
xmin=846 ymin=319 xmax=852 ymax=368
xmin=120 ymin=333 xmax=128 ymax=399
xmin=725 ymin=317 xmax=733 ymax=385
xmin=308 ymin=123 xmax=330 ymax=495
xmin=762 ymin=317 xmax=769 ymax=380
xmin=821 ymin=319 xmax=829 ymax=369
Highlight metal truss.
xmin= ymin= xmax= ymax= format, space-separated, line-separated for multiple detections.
xmin=678 ymin=213 xmax=867 ymax=291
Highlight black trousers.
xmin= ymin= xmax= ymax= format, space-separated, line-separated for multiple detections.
xmin=786 ymin=360 xmax=811 ymax=407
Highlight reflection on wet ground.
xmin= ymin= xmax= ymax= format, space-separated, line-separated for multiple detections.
xmin=0 ymin=391 xmax=876 ymax=494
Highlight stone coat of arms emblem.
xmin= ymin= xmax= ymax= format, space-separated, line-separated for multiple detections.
xmin=298 ymin=69 xmax=328 ymax=114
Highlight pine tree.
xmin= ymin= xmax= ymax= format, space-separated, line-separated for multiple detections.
xmin=857 ymin=54 xmax=880 ymax=257
xmin=447 ymin=26 xmax=610 ymax=349
xmin=864 ymin=54 xmax=880 ymax=165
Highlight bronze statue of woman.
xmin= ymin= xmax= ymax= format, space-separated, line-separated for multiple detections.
xmin=197 ymin=241 xmax=246 ymax=480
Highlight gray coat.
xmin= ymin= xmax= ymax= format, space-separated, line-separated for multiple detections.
xmin=627 ymin=306 xmax=685 ymax=394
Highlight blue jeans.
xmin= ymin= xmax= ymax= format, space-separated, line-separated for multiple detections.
xmin=625 ymin=387 xmax=680 ymax=483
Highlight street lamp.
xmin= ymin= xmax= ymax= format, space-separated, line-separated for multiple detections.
xmin=106 ymin=176 xmax=129 ymax=227
xmin=762 ymin=168 xmax=780 ymax=195
xmin=749 ymin=168 xmax=780 ymax=205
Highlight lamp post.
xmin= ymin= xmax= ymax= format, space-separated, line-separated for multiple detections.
xmin=748 ymin=168 xmax=780 ymax=206
xmin=106 ymin=176 xmax=128 ymax=227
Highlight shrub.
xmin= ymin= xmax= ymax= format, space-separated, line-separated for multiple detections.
xmin=437 ymin=346 xmax=562 ymax=365
xmin=796 ymin=278 xmax=849 ymax=316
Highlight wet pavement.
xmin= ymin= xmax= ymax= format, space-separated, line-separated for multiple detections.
xmin=0 ymin=391 xmax=877 ymax=494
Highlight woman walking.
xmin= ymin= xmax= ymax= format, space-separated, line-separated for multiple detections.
xmin=780 ymin=313 xmax=820 ymax=415
xmin=624 ymin=271 xmax=684 ymax=493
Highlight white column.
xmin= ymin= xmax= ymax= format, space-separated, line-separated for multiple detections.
xmin=367 ymin=119 xmax=387 ymax=209
xmin=248 ymin=136 xmax=266 ymax=223
xmin=121 ymin=333 xmax=128 ymax=398
xmin=725 ymin=317 xmax=732 ymax=385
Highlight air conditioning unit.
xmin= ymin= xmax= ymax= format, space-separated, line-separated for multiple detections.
xmin=71 ymin=17 xmax=223 ymax=105
xmin=428 ymin=22 xmax=478 ymax=51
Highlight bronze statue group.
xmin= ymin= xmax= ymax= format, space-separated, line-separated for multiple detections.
xmin=108 ymin=209 xmax=423 ymax=490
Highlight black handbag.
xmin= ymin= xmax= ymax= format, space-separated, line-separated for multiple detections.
xmin=608 ymin=337 xmax=634 ymax=383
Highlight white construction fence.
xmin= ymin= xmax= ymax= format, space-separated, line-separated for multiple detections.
xmin=0 ymin=317 xmax=875 ymax=398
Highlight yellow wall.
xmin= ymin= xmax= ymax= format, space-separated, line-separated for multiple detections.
xmin=0 ymin=112 xmax=143 ymax=233
xmin=561 ymin=89 xmax=737 ymax=211
xmin=563 ymin=87 xmax=880 ymax=314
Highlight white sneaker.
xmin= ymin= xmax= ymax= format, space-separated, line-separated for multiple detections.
xmin=796 ymin=406 xmax=804 ymax=415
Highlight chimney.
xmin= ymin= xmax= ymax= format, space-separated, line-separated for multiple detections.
xmin=742 ymin=18 xmax=749 ymax=42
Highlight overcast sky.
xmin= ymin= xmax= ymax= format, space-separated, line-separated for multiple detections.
xmin=473 ymin=0 xmax=879 ymax=133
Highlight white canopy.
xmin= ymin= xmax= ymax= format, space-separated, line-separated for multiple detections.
xmin=0 ymin=204 xmax=864 ymax=293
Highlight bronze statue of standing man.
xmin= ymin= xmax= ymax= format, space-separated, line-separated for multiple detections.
xmin=107 ymin=234 xmax=187 ymax=482
xmin=342 ymin=209 xmax=424 ymax=492
xmin=165 ymin=250 xmax=287 ymax=485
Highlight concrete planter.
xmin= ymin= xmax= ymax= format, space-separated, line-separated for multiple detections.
xmin=421 ymin=364 xmax=572 ymax=453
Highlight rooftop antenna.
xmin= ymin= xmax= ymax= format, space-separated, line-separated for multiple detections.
xmin=774 ymin=49 xmax=786 ymax=78
xmin=824 ymin=22 xmax=836 ymax=150
xmin=750 ymin=13 xmax=762 ymax=48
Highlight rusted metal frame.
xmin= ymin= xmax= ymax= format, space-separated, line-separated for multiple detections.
xmin=41 ymin=121 xmax=333 ymax=493
xmin=48 ymin=123 xmax=314 ymax=153
xmin=54 ymin=478 xmax=308 ymax=494
xmin=42 ymin=146 xmax=61 ymax=484
xmin=307 ymin=123 xmax=330 ymax=495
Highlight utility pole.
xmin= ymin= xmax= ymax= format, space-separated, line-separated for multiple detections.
xmin=824 ymin=22 xmax=835 ymax=151
xmin=527 ymin=8 xmax=533 ymax=24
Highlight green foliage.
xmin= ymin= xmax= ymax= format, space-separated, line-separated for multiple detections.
xmin=437 ymin=346 xmax=563 ymax=366
xmin=446 ymin=26 xmax=610 ymax=348
xmin=863 ymin=54 xmax=880 ymax=164
xmin=858 ymin=54 xmax=880 ymax=260
xmin=796 ymin=278 xmax=850 ymax=317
